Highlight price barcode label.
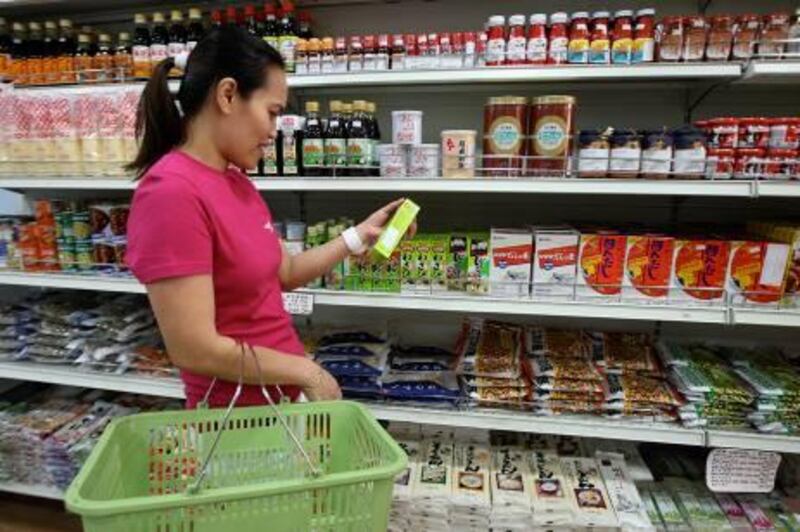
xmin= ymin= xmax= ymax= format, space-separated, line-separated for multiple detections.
xmin=706 ymin=448 xmax=781 ymax=493
xmin=282 ymin=292 xmax=314 ymax=316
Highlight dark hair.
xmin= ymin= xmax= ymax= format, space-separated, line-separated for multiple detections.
xmin=128 ymin=25 xmax=285 ymax=176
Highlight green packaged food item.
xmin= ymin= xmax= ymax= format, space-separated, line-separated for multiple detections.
xmin=447 ymin=233 xmax=469 ymax=292
xmin=647 ymin=482 xmax=691 ymax=532
xmin=374 ymin=199 xmax=420 ymax=259
xmin=400 ymin=239 xmax=419 ymax=294
xmin=428 ymin=234 xmax=449 ymax=294
xmin=467 ymin=232 xmax=490 ymax=294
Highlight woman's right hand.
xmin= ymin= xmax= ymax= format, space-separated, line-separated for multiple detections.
xmin=302 ymin=362 xmax=342 ymax=401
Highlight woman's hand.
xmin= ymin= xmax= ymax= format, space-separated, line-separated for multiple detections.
xmin=301 ymin=362 xmax=342 ymax=401
xmin=355 ymin=198 xmax=418 ymax=247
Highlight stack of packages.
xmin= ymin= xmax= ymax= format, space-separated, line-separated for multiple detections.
xmin=25 ymin=294 xmax=99 ymax=365
xmin=389 ymin=435 xmax=422 ymax=532
xmin=0 ymin=305 xmax=36 ymax=362
xmin=490 ymin=446 xmax=533 ymax=530
xmin=728 ymin=348 xmax=800 ymax=434
xmin=660 ymin=343 xmax=756 ymax=429
xmin=597 ymin=333 xmax=683 ymax=423
xmin=451 ymin=442 xmax=493 ymax=531
xmin=526 ymin=328 xmax=605 ymax=416
xmin=382 ymin=345 xmax=462 ymax=406
xmin=313 ymin=331 xmax=389 ymax=399
xmin=411 ymin=435 xmax=455 ymax=530
xmin=457 ymin=319 xmax=531 ymax=408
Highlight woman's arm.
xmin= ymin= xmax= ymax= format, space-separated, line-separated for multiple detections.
xmin=146 ymin=274 xmax=341 ymax=400
xmin=279 ymin=198 xmax=417 ymax=290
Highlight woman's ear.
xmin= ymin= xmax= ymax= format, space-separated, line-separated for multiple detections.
xmin=215 ymin=77 xmax=238 ymax=114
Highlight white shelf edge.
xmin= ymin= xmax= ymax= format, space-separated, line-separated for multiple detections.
xmin=0 ymin=481 xmax=64 ymax=500
xmin=756 ymin=181 xmax=800 ymax=198
xmin=741 ymin=61 xmax=800 ymax=83
xmin=732 ymin=307 xmax=800 ymax=327
xmin=706 ymin=430 xmax=800 ymax=454
xmin=0 ymin=178 xmax=137 ymax=190
xmin=0 ymin=271 xmax=145 ymax=294
xmin=0 ymin=362 xmax=184 ymax=399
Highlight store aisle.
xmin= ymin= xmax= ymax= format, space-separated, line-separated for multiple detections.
xmin=0 ymin=496 xmax=81 ymax=532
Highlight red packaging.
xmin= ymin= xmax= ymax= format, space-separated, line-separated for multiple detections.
xmin=427 ymin=32 xmax=440 ymax=56
xmin=735 ymin=148 xmax=767 ymax=178
xmin=624 ymin=234 xmax=676 ymax=300
xmin=672 ymin=239 xmax=731 ymax=303
xmin=568 ymin=11 xmax=591 ymax=64
xmin=769 ymin=118 xmax=800 ymax=150
xmin=765 ymin=148 xmax=798 ymax=180
xmin=486 ymin=15 xmax=506 ymax=66
xmin=658 ymin=16 xmax=685 ymax=62
xmin=706 ymin=15 xmax=734 ymax=61
xmin=708 ymin=148 xmax=735 ymax=179
xmin=738 ymin=117 xmax=771 ymax=148
xmin=403 ymin=34 xmax=417 ymax=56
xmin=683 ymin=16 xmax=708 ymax=61
xmin=759 ymin=12 xmax=791 ymax=59
xmin=451 ymin=32 xmax=465 ymax=53
xmin=548 ymin=12 xmax=570 ymax=65
xmin=733 ymin=14 xmax=761 ymax=60
xmin=507 ymin=14 xmax=527 ymax=65
xmin=477 ymin=31 xmax=488 ymax=64
xmin=416 ymin=33 xmax=429 ymax=56
xmin=577 ymin=232 xmax=627 ymax=299
xmin=706 ymin=117 xmax=739 ymax=149
xmin=727 ymin=241 xmax=790 ymax=304
xmin=527 ymin=14 xmax=548 ymax=64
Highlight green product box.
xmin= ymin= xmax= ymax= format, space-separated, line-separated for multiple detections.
xmin=428 ymin=234 xmax=450 ymax=294
xmin=468 ymin=232 xmax=490 ymax=294
xmin=415 ymin=238 xmax=432 ymax=295
xmin=448 ymin=233 xmax=469 ymax=292
xmin=374 ymin=250 xmax=401 ymax=293
xmin=400 ymin=239 xmax=419 ymax=294
xmin=373 ymin=199 xmax=420 ymax=259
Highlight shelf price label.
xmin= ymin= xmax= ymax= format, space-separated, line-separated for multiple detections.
xmin=282 ymin=292 xmax=314 ymax=316
xmin=706 ymin=448 xmax=781 ymax=493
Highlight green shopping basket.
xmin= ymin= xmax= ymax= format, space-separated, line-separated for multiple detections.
xmin=65 ymin=345 xmax=407 ymax=532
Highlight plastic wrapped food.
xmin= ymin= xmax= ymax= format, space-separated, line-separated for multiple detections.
xmin=382 ymin=372 xmax=461 ymax=402
xmin=605 ymin=373 xmax=682 ymax=407
xmin=526 ymin=327 xmax=591 ymax=358
xmin=457 ymin=320 xmax=522 ymax=379
xmin=531 ymin=355 xmax=603 ymax=382
xmin=600 ymin=332 xmax=660 ymax=374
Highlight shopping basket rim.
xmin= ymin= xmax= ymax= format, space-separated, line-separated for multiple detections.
xmin=65 ymin=400 xmax=407 ymax=518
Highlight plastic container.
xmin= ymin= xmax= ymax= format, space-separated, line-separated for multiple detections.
xmin=640 ymin=128 xmax=674 ymax=179
xmin=765 ymin=148 xmax=798 ymax=180
xmin=378 ymin=144 xmax=407 ymax=177
xmin=706 ymin=117 xmax=739 ymax=149
xmin=441 ymin=129 xmax=477 ymax=178
xmin=577 ymin=129 xmax=610 ymax=178
xmin=609 ymin=129 xmax=641 ymax=178
xmin=66 ymin=401 xmax=407 ymax=532
xmin=734 ymin=147 xmax=766 ymax=179
xmin=548 ymin=12 xmax=570 ymax=64
xmin=409 ymin=144 xmax=440 ymax=177
xmin=391 ymin=110 xmax=423 ymax=145
xmin=672 ymin=125 xmax=707 ymax=179
xmin=486 ymin=15 xmax=506 ymax=66
xmin=507 ymin=14 xmax=527 ymax=65
xmin=708 ymin=148 xmax=735 ymax=179
xmin=706 ymin=15 xmax=734 ymax=61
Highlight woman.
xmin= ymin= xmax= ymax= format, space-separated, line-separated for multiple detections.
xmin=126 ymin=26 xmax=413 ymax=408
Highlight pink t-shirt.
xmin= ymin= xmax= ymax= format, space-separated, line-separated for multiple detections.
xmin=127 ymin=150 xmax=304 ymax=408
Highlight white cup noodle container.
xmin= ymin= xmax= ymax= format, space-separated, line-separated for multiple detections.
xmin=392 ymin=110 xmax=424 ymax=145
xmin=378 ymin=144 xmax=408 ymax=178
xmin=441 ymin=129 xmax=477 ymax=178
xmin=409 ymin=144 xmax=440 ymax=178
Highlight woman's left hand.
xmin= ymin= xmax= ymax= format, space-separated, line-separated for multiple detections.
xmin=355 ymin=198 xmax=418 ymax=247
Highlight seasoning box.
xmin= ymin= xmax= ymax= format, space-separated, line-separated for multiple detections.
xmin=528 ymin=451 xmax=575 ymax=527
xmin=448 ymin=233 xmax=470 ymax=292
xmin=467 ymin=232 xmax=491 ymax=294
xmin=532 ymin=227 xmax=579 ymax=299
xmin=414 ymin=238 xmax=433 ymax=295
xmin=576 ymin=231 xmax=627 ymax=301
xmin=490 ymin=228 xmax=533 ymax=298
xmin=561 ymin=456 xmax=619 ymax=530
xmin=373 ymin=199 xmax=420 ymax=260
xmin=623 ymin=234 xmax=675 ymax=303
xmin=374 ymin=249 xmax=401 ymax=293
xmin=671 ymin=238 xmax=731 ymax=305
xmin=400 ymin=238 xmax=420 ymax=295
xmin=727 ymin=240 xmax=791 ymax=306
xmin=429 ymin=234 xmax=450 ymax=294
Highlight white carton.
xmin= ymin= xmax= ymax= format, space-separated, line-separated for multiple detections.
xmin=532 ymin=227 xmax=579 ymax=299
xmin=490 ymin=228 xmax=533 ymax=298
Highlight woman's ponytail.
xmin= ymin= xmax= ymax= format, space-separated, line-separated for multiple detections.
xmin=128 ymin=57 xmax=184 ymax=176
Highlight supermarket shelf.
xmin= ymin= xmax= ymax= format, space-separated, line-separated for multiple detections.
xmin=0 ymin=177 xmax=763 ymax=197
xmin=706 ymin=430 xmax=800 ymax=454
xmin=756 ymin=181 xmax=800 ymax=198
xmin=741 ymin=61 xmax=800 ymax=84
xmin=0 ymin=481 xmax=64 ymax=501
xmin=0 ymin=362 xmax=184 ymax=399
xmin=287 ymin=64 xmax=742 ymax=88
xmin=308 ymin=290 xmax=729 ymax=324
xmin=731 ymin=307 xmax=800 ymax=327
xmin=0 ymin=271 xmax=144 ymax=294
xmin=367 ymin=403 xmax=706 ymax=446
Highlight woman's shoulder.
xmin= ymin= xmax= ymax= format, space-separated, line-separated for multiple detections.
xmin=137 ymin=152 xmax=206 ymax=197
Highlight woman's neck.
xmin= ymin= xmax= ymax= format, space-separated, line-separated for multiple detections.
xmin=180 ymin=117 xmax=228 ymax=173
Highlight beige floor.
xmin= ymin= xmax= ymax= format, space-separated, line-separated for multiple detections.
xmin=0 ymin=495 xmax=82 ymax=532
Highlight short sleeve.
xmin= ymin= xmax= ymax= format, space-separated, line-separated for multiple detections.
xmin=126 ymin=175 xmax=213 ymax=284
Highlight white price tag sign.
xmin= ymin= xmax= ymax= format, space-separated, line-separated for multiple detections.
xmin=706 ymin=448 xmax=781 ymax=493
xmin=282 ymin=292 xmax=314 ymax=316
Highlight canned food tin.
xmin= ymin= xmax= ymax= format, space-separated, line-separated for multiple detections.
xmin=378 ymin=144 xmax=407 ymax=177
xmin=738 ymin=117 xmax=770 ymax=149
xmin=391 ymin=110 xmax=423 ymax=145
xmin=483 ymin=96 xmax=528 ymax=177
xmin=765 ymin=148 xmax=798 ymax=180
xmin=529 ymin=95 xmax=576 ymax=175
xmin=409 ymin=144 xmax=440 ymax=178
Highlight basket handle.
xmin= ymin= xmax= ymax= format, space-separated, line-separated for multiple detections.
xmin=244 ymin=343 xmax=322 ymax=478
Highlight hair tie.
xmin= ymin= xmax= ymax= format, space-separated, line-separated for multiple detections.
xmin=174 ymin=52 xmax=189 ymax=72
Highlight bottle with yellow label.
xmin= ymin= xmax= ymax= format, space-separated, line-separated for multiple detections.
xmin=132 ymin=13 xmax=151 ymax=78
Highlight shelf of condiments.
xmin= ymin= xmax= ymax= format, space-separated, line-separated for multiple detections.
xmin=0 ymin=1 xmax=312 ymax=85
xmin=309 ymin=320 xmax=800 ymax=437
xmin=386 ymin=424 xmax=800 ymax=531
xmin=287 ymin=218 xmax=800 ymax=310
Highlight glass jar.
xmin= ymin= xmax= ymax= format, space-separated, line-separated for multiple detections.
xmin=632 ymin=8 xmax=656 ymax=63
xmin=609 ymin=129 xmax=641 ymax=178
xmin=527 ymin=13 xmax=548 ymax=64
xmin=568 ymin=11 xmax=590 ymax=64
xmin=641 ymin=128 xmax=674 ymax=179
xmin=759 ymin=13 xmax=791 ymax=59
xmin=482 ymin=96 xmax=528 ymax=177
xmin=733 ymin=14 xmax=761 ymax=60
xmin=578 ymin=129 xmax=611 ymax=178
xmin=683 ymin=16 xmax=707 ymax=61
xmin=529 ymin=95 xmax=577 ymax=176
xmin=548 ymin=12 xmax=570 ymax=65
xmin=673 ymin=125 xmax=707 ymax=179
xmin=611 ymin=9 xmax=634 ymax=64
xmin=658 ymin=16 xmax=684 ymax=61
xmin=507 ymin=14 xmax=527 ymax=65
xmin=706 ymin=15 xmax=733 ymax=61
xmin=589 ymin=11 xmax=611 ymax=64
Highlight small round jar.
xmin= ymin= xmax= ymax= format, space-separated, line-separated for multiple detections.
xmin=392 ymin=110 xmax=423 ymax=145
xmin=482 ymin=96 xmax=529 ymax=177
xmin=640 ymin=128 xmax=674 ymax=179
xmin=608 ymin=129 xmax=641 ymax=178
xmin=408 ymin=144 xmax=440 ymax=178
xmin=577 ymin=129 xmax=610 ymax=178
xmin=672 ymin=125 xmax=708 ymax=179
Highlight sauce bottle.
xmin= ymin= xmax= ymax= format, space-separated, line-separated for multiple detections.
xmin=321 ymin=37 xmax=334 ymax=74
xmin=611 ymin=10 xmax=634 ymax=64
xmin=244 ymin=4 xmax=259 ymax=36
xmin=132 ymin=13 xmax=151 ymax=78
xmin=57 ymin=19 xmax=76 ymax=83
xmin=485 ymin=15 xmax=506 ymax=66
xmin=366 ymin=102 xmax=381 ymax=176
xmin=74 ymin=33 xmax=94 ymax=83
xmin=149 ymin=12 xmax=169 ymax=68
xmin=632 ymin=8 xmax=656 ymax=63
xmin=376 ymin=34 xmax=390 ymax=70
xmin=278 ymin=2 xmax=298 ymax=72
xmin=307 ymin=38 xmax=321 ymax=74
xmin=298 ymin=10 xmax=313 ymax=40
xmin=349 ymin=35 xmax=364 ymax=71
xmin=186 ymin=8 xmax=204 ymax=53
xmin=302 ymin=101 xmax=325 ymax=176
xmin=93 ymin=33 xmax=114 ymax=82
xmin=589 ymin=11 xmax=611 ymax=64
xmin=568 ymin=11 xmax=590 ymax=63
xmin=788 ymin=8 xmax=800 ymax=56
xmin=390 ymin=34 xmax=405 ymax=70
xmin=294 ymin=38 xmax=308 ymax=75
xmin=9 ymin=22 xmax=27 ymax=85
xmin=526 ymin=13 xmax=548 ymax=64
xmin=262 ymin=3 xmax=279 ymax=50
xmin=225 ymin=6 xmax=239 ymax=27
xmin=26 ymin=22 xmax=44 ymax=85
xmin=168 ymin=10 xmax=187 ymax=73
xmin=333 ymin=36 xmax=348 ymax=72
xmin=210 ymin=9 xmax=224 ymax=30
xmin=347 ymin=100 xmax=370 ymax=177
xmin=324 ymin=100 xmax=347 ymax=176
xmin=43 ymin=21 xmax=60 ymax=84
xmin=505 ymin=15 xmax=526 ymax=65
xmin=114 ymin=32 xmax=133 ymax=81
xmin=548 ymin=12 xmax=570 ymax=64
xmin=362 ymin=34 xmax=377 ymax=70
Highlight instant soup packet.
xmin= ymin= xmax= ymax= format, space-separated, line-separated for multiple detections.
xmin=561 ymin=456 xmax=619 ymax=530
xmin=528 ymin=450 xmax=575 ymax=527
xmin=596 ymin=452 xmax=656 ymax=531
xmin=452 ymin=443 xmax=492 ymax=511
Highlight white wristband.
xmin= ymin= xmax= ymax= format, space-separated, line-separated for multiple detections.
xmin=342 ymin=226 xmax=367 ymax=255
